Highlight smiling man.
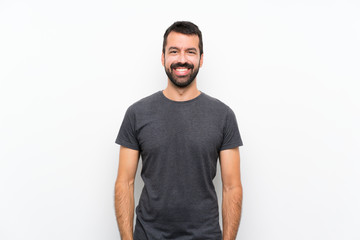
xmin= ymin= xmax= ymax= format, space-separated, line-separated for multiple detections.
xmin=115 ymin=21 xmax=243 ymax=240
xmin=163 ymin=31 xmax=202 ymax=88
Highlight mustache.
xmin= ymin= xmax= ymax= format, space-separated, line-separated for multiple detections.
xmin=170 ymin=62 xmax=194 ymax=70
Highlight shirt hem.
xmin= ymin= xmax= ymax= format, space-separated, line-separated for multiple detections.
xmin=219 ymin=142 xmax=243 ymax=151
xmin=115 ymin=138 xmax=140 ymax=150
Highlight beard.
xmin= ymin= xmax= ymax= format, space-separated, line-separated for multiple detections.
xmin=164 ymin=61 xmax=200 ymax=88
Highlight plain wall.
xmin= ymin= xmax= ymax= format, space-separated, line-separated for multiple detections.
xmin=1 ymin=0 xmax=359 ymax=239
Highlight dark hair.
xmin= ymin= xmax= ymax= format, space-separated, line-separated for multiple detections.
xmin=162 ymin=21 xmax=203 ymax=55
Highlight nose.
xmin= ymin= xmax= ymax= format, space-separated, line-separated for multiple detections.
xmin=178 ymin=52 xmax=187 ymax=63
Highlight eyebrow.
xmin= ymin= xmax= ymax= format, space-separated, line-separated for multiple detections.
xmin=186 ymin=48 xmax=198 ymax=52
xmin=168 ymin=47 xmax=198 ymax=52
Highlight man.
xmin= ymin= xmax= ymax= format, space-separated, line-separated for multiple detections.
xmin=115 ymin=21 xmax=243 ymax=240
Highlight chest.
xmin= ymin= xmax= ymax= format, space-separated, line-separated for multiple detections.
xmin=135 ymin=108 xmax=224 ymax=155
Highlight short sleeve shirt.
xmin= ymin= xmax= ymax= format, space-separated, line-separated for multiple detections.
xmin=115 ymin=90 xmax=243 ymax=240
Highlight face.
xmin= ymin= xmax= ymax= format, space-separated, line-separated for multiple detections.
xmin=162 ymin=32 xmax=203 ymax=88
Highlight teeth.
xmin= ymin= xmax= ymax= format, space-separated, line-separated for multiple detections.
xmin=175 ymin=68 xmax=188 ymax=72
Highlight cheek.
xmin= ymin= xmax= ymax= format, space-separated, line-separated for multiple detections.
xmin=189 ymin=56 xmax=201 ymax=63
xmin=164 ymin=57 xmax=175 ymax=67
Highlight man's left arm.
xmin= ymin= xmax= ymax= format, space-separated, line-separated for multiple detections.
xmin=219 ymin=147 xmax=243 ymax=240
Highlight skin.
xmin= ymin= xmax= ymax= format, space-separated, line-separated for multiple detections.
xmin=115 ymin=31 xmax=243 ymax=240
xmin=161 ymin=31 xmax=203 ymax=101
xmin=114 ymin=146 xmax=139 ymax=240
xmin=220 ymin=148 xmax=243 ymax=240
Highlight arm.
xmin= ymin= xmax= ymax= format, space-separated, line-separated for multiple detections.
xmin=114 ymin=146 xmax=140 ymax=240
xmin=219 ymin=147 xmax=243 ymax=240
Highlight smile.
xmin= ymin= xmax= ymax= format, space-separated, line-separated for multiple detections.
xmin=173 ymin=67 xmax=191 ymax=76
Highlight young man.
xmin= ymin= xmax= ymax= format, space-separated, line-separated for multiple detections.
xmin=115 ymin=21 xmax=243 ymax=240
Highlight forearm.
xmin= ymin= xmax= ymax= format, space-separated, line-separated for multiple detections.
xmin=114 ymin=181 xmax=135 ymax=240
xmin=222 ymin=185 xmax=243 ymax=240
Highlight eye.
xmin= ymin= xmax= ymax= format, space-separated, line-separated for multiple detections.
xmin=169 ymin=50 xmax=177 ymax=54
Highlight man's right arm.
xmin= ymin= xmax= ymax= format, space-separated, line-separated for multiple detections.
xmin=114 ymin=146 xmax=140 ymax=240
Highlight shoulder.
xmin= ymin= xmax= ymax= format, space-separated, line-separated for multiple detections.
xmin=126 ymin=91 xmax=162 ymax=114
xmin=200 ymin=92 xmax=233 ymax=113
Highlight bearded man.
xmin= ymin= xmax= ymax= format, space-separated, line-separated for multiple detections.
xmin=115 ymin=21 xmax=243 ymax=240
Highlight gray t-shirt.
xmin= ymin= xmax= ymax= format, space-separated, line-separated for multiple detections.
xmin=115 ymin=90 xmax=243 ymax=240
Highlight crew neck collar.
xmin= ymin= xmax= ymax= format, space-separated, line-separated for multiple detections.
xmin=159 ymin=90 xmax=204 ymax=104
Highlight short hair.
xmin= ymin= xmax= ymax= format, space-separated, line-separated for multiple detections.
xmin=162 ymin=21 xmax=203 ymax=55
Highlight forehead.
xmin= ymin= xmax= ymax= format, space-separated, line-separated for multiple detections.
xmin=165 ymin=31 xmax=200 ymax=50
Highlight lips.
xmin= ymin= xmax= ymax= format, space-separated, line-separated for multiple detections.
xmin=171 ymin=63 xmax=193 ymax=76
xmin=173 ymin=67 xmax=191 ymax=76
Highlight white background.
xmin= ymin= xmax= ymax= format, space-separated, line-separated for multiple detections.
xmin=1 ymin=0 xmax=359 ymax=239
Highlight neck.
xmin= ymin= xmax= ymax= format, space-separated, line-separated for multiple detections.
xmin=163 ymin=79 xmax=201 ymax=101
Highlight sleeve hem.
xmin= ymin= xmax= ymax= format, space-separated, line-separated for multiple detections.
xmin=115 ymin=138 xmax=140 ymax=151
xmin=219 ymin=141 xmax=243 ymax=151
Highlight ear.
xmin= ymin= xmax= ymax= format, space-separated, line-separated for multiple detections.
xmin=161 ymin=53 xmax=165 ymax=66
xmin=200 ymin=53 xmax=204 ymax=68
